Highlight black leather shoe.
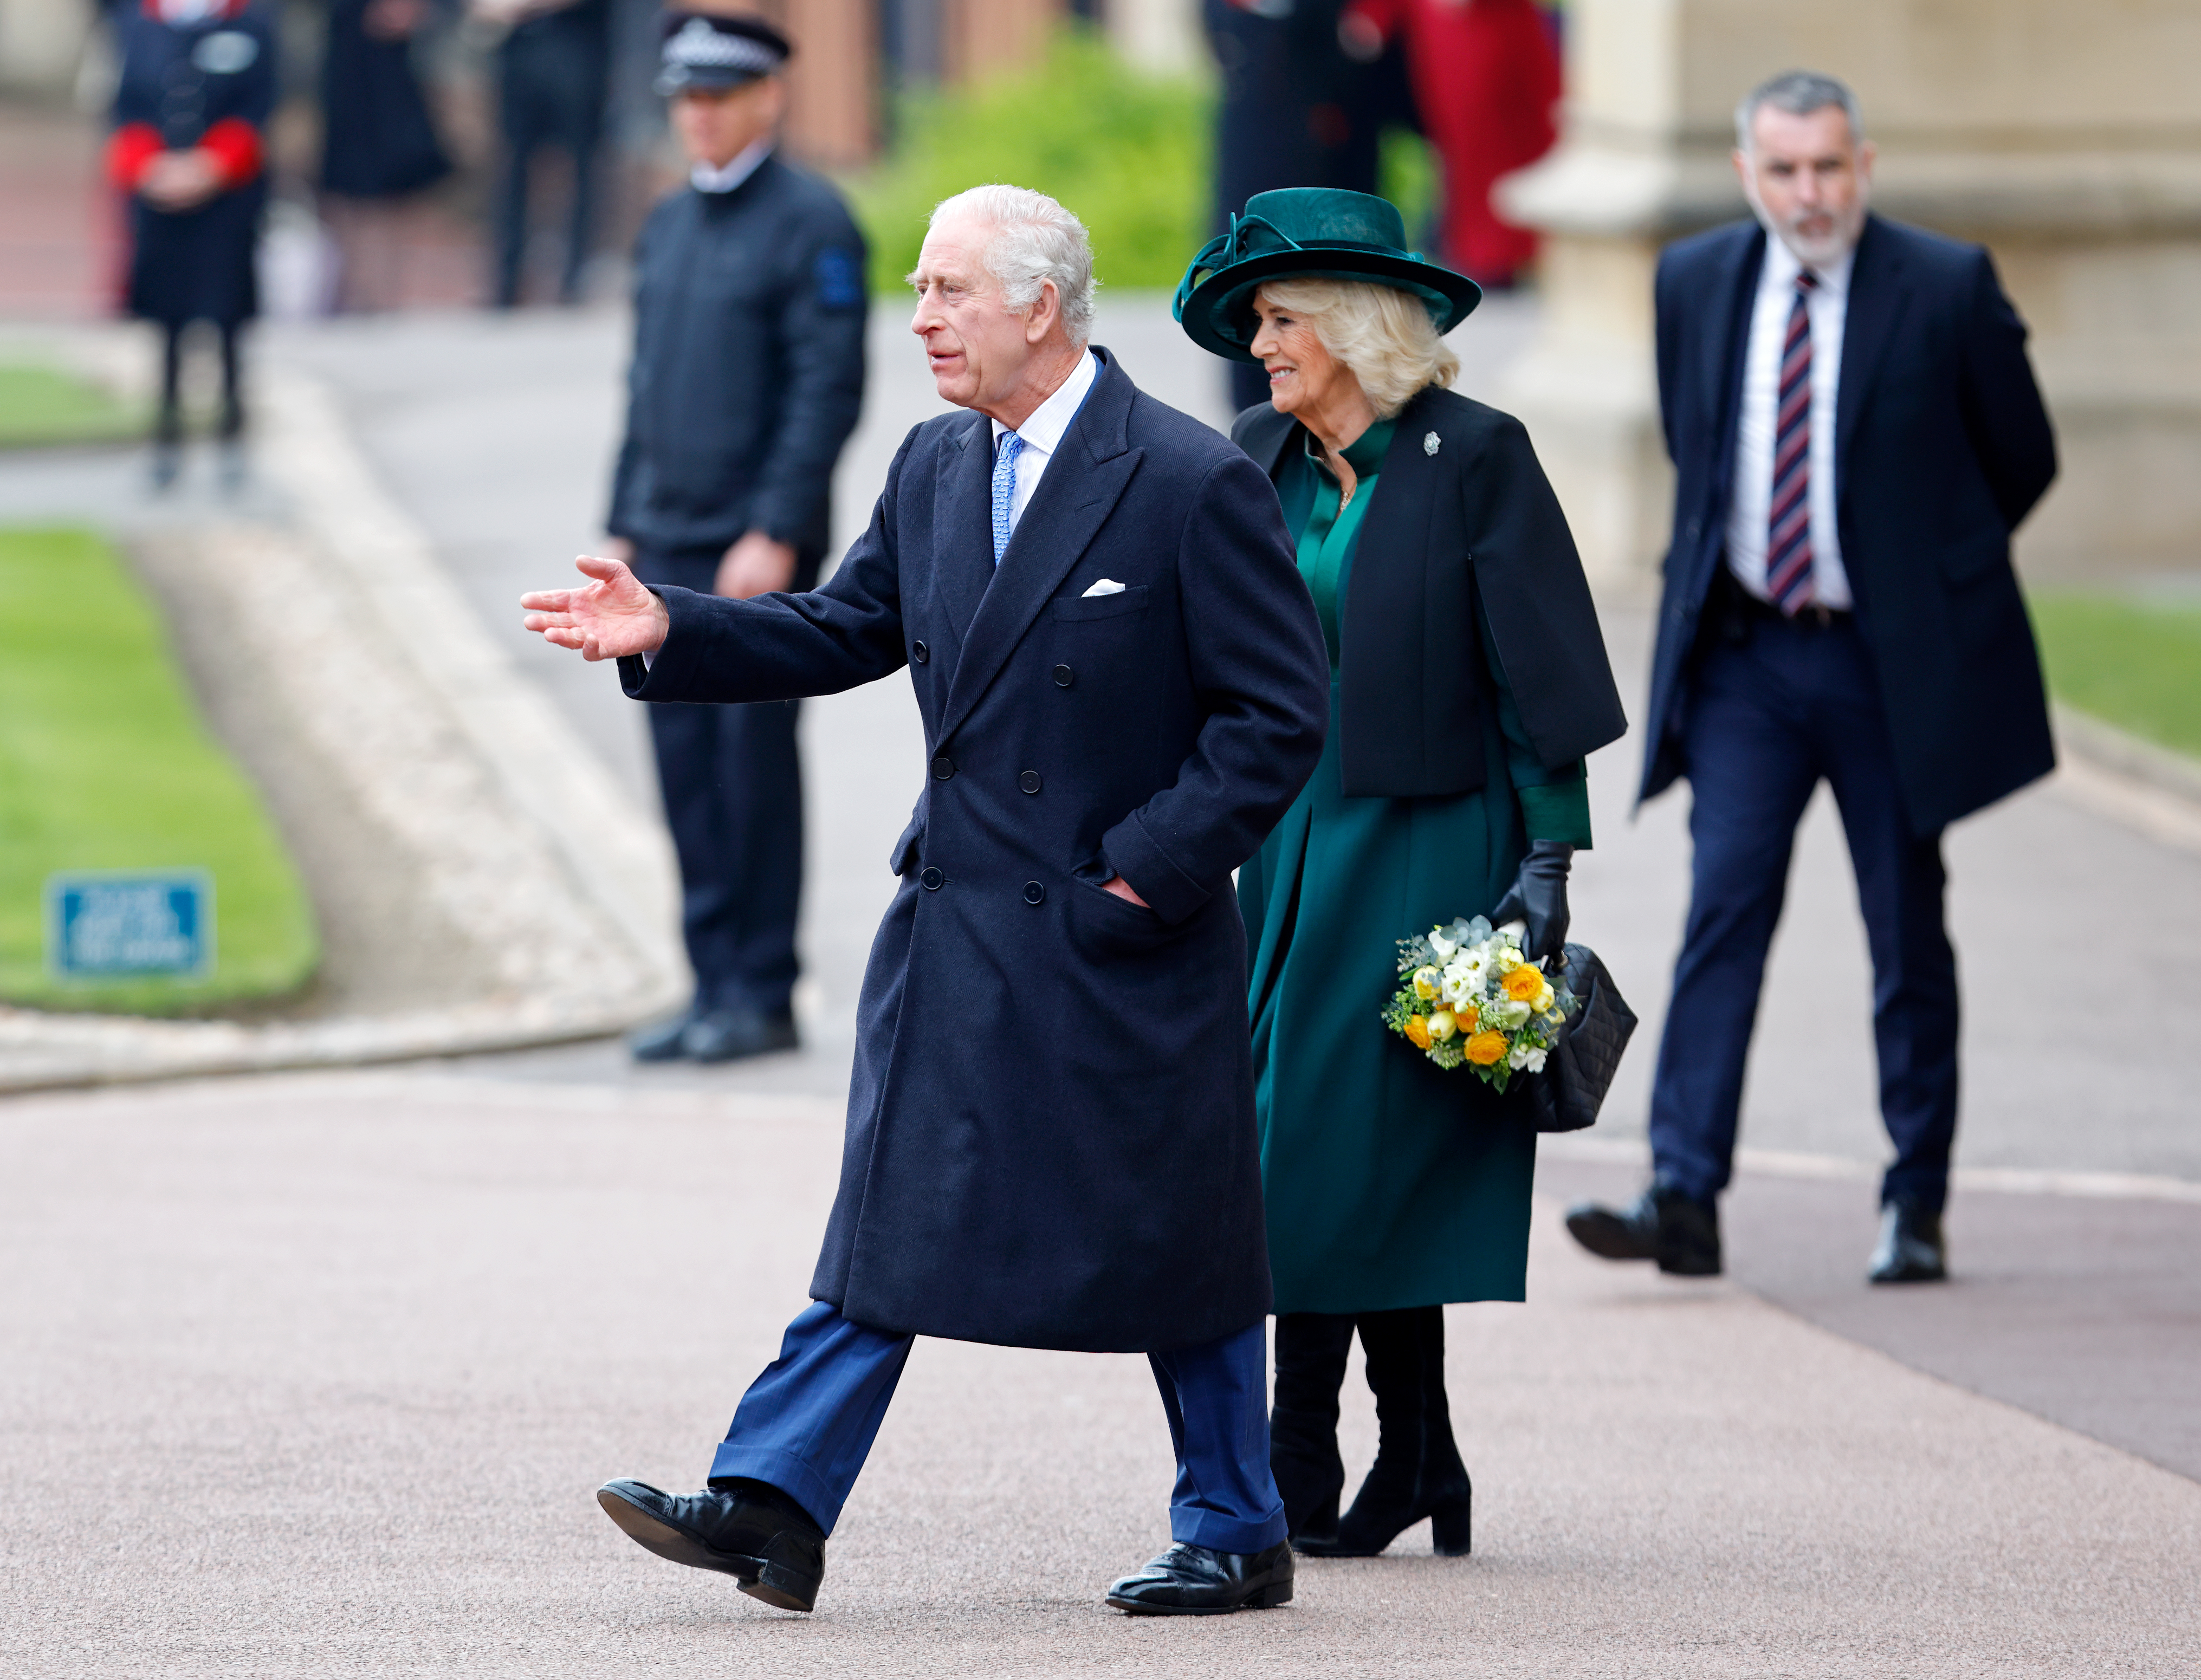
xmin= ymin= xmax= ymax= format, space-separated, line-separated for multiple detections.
xmin=1105 ymin=1540 xmax=1293 ymax=1615
xmin=1869 ymin=1200 xmax=1947 ymax=1284
xmin=1565 ymin=1184 xmax=1723 ymax=1276
xmin=683 ymin=1007 xmax=799 ymax=1064
xmin=626 ymin=1008 xmax=698 ymax=1063
xmin=596 ymin=1477 xmax=827 ymax=1612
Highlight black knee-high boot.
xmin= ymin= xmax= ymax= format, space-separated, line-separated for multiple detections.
xmin=1301 ymin=1305 xmax=1472 ymax=1558
xmin=1268 ymin=1312 xmax=1356 ymax=1545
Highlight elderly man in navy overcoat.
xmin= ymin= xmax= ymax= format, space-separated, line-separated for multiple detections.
xmin=522 ymin=184 xmax=1330 ymax=1616
xmin=1564 ymin=73 xmax=2056 ymax=1288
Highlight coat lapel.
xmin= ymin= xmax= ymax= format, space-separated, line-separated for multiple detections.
xmin=936 ymin=351 xmax=1142 ymax=745
xmin=1235 ymin=403 xmax=1298 ymax=478
xmin=924 ymin=411 xmax=998 ymax=682
xmin=1835 ymin=215 xmax=1912 ymax=498
xmin=1704 ymin=223 xmax=1765 ymax=525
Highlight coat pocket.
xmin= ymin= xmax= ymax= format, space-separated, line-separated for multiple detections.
xmin=888 ymin=816 xmax=923 ymax=877
xmin=1060 ymin=868 xmax=1186 ymax=963
xmin=1051 ymin=585 xmax=1151 ymax=622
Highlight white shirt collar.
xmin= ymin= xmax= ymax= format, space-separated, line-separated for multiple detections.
xmin=990 ymin=349 xmax=1099 ymax=457
xmin=691 ymin=140 xmax=773 ymax=196
xmin=1762 ymin=224 xmax=1855 ymax=299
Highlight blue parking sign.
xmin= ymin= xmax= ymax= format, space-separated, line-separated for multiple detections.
xmin=44 ymin=871 xmax=215 ymax=980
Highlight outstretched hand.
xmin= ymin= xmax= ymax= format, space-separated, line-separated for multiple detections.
xmin=520 ymin=554 xmax=670 ymax=662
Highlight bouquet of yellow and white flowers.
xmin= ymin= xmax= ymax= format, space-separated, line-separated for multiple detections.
xmin=1382 ymin=916 xmax=1576 ymax=1092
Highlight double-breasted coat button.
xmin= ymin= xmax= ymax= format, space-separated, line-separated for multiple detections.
xmin=920 ymin=866 xmax=944 ymax=891
xmin=1019 ymin=770 xmax=1043 ymax=794
xmin=911 ymin=639 xmax=929 ymax=664
xmin=1052 ymin=664 xmax=1074 ymax=687
xmin=1022 ymin=881 xmax=1045 ymax=905
xmin=931 ymin=754 xmax=955 ymax=781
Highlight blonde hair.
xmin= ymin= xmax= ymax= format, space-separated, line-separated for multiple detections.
xmin=1255 ymin=277 xmax=1458 ymax=417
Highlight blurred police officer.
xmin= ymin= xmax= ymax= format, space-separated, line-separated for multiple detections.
xmin=607 ymin=9 xmax=868 ymax=1062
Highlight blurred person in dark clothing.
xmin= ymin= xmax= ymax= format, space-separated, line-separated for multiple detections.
xmin=1339 ymin=0 xmax=1559 ymax=288
xmin=604 ymin=10 xmax=868 ymax=1063
xmin=1205 ymin=0 xmax=1397 ymax=411
xmin=474 ymin=0 xmax=611 ymax=306
xmin=109 ymin=0 xmax=278 ymax=489
xmin=1565 ymin=73 xmax=2056 ymax=1286
xmin=319 ymin=0 xmax=454 ymax=311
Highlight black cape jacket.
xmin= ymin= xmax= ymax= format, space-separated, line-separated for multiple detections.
xmin=1641 ymin=215 xmax=2058 ymax=833
xmin=622 ymin=351 xmax=1331 ymax=1351
xmin=1234 ymin=385 xmax=1626 ymax=796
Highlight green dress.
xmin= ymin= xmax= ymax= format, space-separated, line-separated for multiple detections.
xmin=1242 ymin=419 xmax=1594 ymax=1315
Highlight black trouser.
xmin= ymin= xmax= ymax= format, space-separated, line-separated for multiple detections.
xmin=638 ymin=546 xmax=815 ymax=1017
xmin=156 ymin=320 xmax=244 ymax=443
xmin=1650 ymin=590 xmax=1960 ymax=1214
xmin=491 ymin=28 xmax=605 ymax=306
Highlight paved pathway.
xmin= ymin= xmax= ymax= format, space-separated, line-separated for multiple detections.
xmin=3 ymin=295 xmax=2198 ymax=1671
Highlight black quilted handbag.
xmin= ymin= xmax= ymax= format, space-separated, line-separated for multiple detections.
xmin=1522 ymin=943 xmax=1638 ymax=1134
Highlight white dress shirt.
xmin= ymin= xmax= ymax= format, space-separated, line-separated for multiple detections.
xmin=690 ymin=139 xmax=772 ymax=196
xmin=989 ymin=348 xmax=1099 ymax=540
xmin=1725 ymin=232 xmax=1855 ymax=609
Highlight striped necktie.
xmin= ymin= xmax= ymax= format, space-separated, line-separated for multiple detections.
xmin=991 ymin=430 xmax=1024 ymax=565
xmin=1766 ymin=270 xmax=1818 ymax=614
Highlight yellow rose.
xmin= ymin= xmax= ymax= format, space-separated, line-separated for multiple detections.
xmin=1403 ymin=1015 xmax=1431 ymax=1049
xmin=1428 ymin=1010 xmax=1458 ymax=1042
xmin=1502 ymin=966 xmax=1545 ymax=1002
xmin=1464 ymin=1029 xmax=1509 ymax=1066
xmin=1413 ymin=966 xmax=1441 ymax=1001
xmin=1458 ymin=1003 xmax=1479 ymax=1034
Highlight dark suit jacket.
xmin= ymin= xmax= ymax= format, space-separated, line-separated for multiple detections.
xmin=1234 ymin=385 xmax=1625 ymax=797
xmin=620 ymin=350 xmax=1331 ymax=1352
xmin=1640 ymin=213 xmax=2058 ymax=834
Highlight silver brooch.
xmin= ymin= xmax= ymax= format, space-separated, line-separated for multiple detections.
xmin=1423 ymin=431 xmax=1441 ymax=456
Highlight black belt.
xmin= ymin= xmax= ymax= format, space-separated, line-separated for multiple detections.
xmin=1708 ymin=565 xmax=1852 ymax=638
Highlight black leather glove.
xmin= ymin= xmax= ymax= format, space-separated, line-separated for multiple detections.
xmin=1492 ymin=840 xmax=1575 ymax=965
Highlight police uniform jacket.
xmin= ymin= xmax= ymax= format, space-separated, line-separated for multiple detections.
xmin=1641 ymin=214 xmax=2059 ymax=833
xmin=620 ymin=349 xmax=1331 ymax=1351
xmin=608 ymin=156 xmax=868 ymax=559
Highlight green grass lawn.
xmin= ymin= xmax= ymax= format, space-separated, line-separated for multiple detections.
xmin=0 ymin=364 xmax=145 ymax=449
xmin=2031 ymin=590 xmax=2201 ymax=761
xmin=0 ymin=527 xmax=318 ymax=1014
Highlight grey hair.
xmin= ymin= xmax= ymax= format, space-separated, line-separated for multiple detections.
xmin=925 ymin=184 xmax=1098 ymax=346
xmin=1735 ymin=70 xmax=1865 ymax=152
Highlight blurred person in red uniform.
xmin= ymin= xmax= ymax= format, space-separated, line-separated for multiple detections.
xmin=108 ymin=0 xmax=277 ymax=488
xmin=1341 ymin=0 xmax=1559 ymax=287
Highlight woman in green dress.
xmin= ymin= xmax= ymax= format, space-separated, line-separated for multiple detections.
xmin=1176 ymin=190 xmax=1627 ymax=1557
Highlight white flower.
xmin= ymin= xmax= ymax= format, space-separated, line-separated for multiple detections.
xmin=1491 ymin=998 xmax=1532 ymax=1030
xmin=1428 ymin=928 xmax=1458 ymax=961
xmin=1509 ymin=1044 xmax=1548 ymax=1073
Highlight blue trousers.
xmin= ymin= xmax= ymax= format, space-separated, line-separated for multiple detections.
xmin=1649 ymin=615 xmax=1960 ymax=1213
xmin=638 ymin=548 xmax=810 ymax=1017
xmin=709 ymin=1301 xmax=1289 ymax=1554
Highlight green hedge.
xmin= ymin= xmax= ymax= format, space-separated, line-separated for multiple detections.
xmin=845 ymin=29 xmax=1214 ymax=297
xmin=0 ymin=528 xmax=318 ymax=1014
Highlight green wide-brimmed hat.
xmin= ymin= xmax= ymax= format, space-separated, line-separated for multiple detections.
xmin=1173 ymin=188 xmax=1482 ymax=365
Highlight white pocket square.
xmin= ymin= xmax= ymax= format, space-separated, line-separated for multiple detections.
xmin=1081 ymin=578 xmax=1127 ymax=597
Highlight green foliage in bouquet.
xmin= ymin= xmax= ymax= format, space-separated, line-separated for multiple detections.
xmin=1381 ymin=916 xmax=1576 ymax=1093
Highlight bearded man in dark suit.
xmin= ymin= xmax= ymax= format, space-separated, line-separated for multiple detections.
xmin=523 ymin=185 xmax=1330 ymax=1616
xmin=1565 ymin=72 xmax=2057 ymax=1286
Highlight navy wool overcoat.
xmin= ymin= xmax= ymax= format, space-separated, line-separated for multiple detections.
xmin=621 ymin=350 xmax=1330 ymax=1352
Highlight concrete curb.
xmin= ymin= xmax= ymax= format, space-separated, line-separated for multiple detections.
xmin=2046 ymin=702 xmax=2201 ymax=857
xmin=1 ymin=343 xmax=684 ymax=1093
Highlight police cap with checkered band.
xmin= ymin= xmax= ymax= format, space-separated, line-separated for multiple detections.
xmin=656 ymin=10 xmax=792 ymax=97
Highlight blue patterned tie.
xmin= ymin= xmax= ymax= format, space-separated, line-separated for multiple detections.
xmin=990 ymin=429 xmax=1024 ymax=565
xmin=1767 ymin=271 xmax=1817 ymax=614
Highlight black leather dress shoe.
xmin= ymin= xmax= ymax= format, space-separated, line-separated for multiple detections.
xmin=1565 ymin=1184 xmax=1723 ymax=1276
xmin=1104 ymin=1541 xmax=1294 ymax=1615
xmin=626 ymin=1008 xmax=698 ymax=1063
xmin=1869 ymin=1199 xmax=1948 ymax=1284
xmin=596 ymin=1477 xmax=827 ymax=1612
xmin=683 ymin=1007 xmax=799 ymax=1065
